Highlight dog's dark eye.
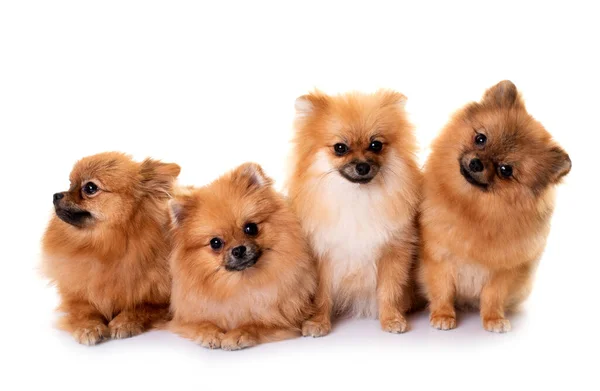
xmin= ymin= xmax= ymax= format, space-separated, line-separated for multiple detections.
xmin=499 ymin=164 xmax=513 ymax=178
xmin=475 ymin=133 xmax=487 ymax=146
xmin=210 ymin=237 xmax=223 ymax=250
xmin=82 ymin=182 xmax=98 ymax=196
xmin=368 ymin=140 xmax=383 ymax=153
xmin=334 ymin=143 xmax=349 ymax=156
xmin=244 ymin=223 xmax=258 ymax=236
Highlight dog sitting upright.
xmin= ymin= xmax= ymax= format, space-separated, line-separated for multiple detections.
xmin=419 ymin=81 xmax=571 ymax=332
xmin=287 ymin=90 xmax=422 ymax=335
xmin=42 ymin=152 xmax=180 ymax=345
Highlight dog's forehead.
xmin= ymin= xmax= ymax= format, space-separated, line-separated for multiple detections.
xmin=189 ymin=206 xmax=240 ymax=241
xmin=193 ymin=188 xmax=238 ymax=222
xmin=69 ymin=166 xmax=101 ymax=185
xmin=325 ymin=117 xmax=388 ymax=144
xmin=486 ymin=120 xmax=548 ymax=154
xmin=69 ymin=157 xmax=135 ymax=184
xmin=68 ymin=165 xmax=93 ymax=184
xmin=325 ymin=108 xmax=400 ymax=145
xmin=197 ymin=187 xmax=275 ymax=231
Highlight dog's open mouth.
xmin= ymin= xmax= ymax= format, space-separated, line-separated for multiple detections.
xmin=55 ymin=207 xmax=93 ymax=227
xmin=460 ymin=165 xmax=488 ymax=190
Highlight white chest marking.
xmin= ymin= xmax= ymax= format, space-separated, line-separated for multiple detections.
xmin=455 ymin=262 xmax=490 ymax=306
xmin=303 ymin=152 xmax=407 ymax=318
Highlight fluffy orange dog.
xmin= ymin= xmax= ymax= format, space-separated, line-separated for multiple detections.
xmin=288 ymin=90 xmax=421 ymax=336
xmin=420 ymin=81 xmax=571 ymax=332
xmin=168 ymin=163 xmax=316 ymax=350
xmin=42 ymin=152 xmax=180 ymax=345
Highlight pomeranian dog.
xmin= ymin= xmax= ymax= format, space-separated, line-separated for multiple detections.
xmin=287 ymin=90 xmax=421 ymax=336
xmin=168 ymin=163 xmax=316 ymax=350
xmin=42 ymin=152 xmax=180 ymax=345
xmin=420 ymin=80 xmax=571 ymax=332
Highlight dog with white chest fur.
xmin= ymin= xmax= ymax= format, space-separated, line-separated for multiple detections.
xmin=286 ymin=90 xmax=422 ymax=336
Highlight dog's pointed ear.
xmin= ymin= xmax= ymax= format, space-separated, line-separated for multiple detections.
xmin=482 ymin=80 xmax=524 ymax=108
xmin=169 ymin=188 xmax=196 ymax=226
xmin=232 ymin=162 xmax=273 ymax=191
xmin=547 ymin=146 xmax=572 ymax=183
xmin=140 ymin=159 xmax=181 ymax=197
xmin=379 ymin=89 xmax=407 ymax=110
xmin=295 ymin=91 xmax=329 ymax=119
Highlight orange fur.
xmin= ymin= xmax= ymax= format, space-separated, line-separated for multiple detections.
xmin=287 ymin=90 xmax=422 ymax=335
xmin=41 ymin=152 xmax=180 ymax=345
xmin=168 ymin=163 xmax=316 ymax=350
xmin=419 ymin=81 xmax=571 ymax=332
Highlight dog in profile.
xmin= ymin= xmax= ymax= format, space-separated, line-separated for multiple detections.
xmin=287 ymin=90 xmax=422 ymax=336
xmin=42 ymin=152 xmax=180 ymax=345
xmin=419 ymin=81 xmax=571 ymax=332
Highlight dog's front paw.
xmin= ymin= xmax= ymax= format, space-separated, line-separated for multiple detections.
xmin=108 ymin=318 xmax=144 ymax=339
xmin=302 ymin=319 xmax=331 ymax=337
xmin=430 ymin=314 xmax=457 ymax=330
xmin=72 ymin=323 xmax=109 ymax=346
xmin=483 ymin=318 xmax=511 ymax=333
xmin=221 ymin=329 xmax=258 ymax=351
xmin=381 ymin=316 xmax=409 ymax=334
xmin=194 ymin=329 xmax=224 ymax=349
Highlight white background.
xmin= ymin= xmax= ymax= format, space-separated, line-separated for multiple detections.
xmin=1 ymin=1 xmax=598 ymax=390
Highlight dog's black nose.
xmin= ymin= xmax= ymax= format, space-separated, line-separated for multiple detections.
xmin=469 ymin=158 xmax=484 ymax=173
xmin=231 ymin=246 xmax=247 ymax=259
xmin=355 ymin=162 xmax=371 ymax=176
xmin=53 ymin=193 xmax=64 ymax=204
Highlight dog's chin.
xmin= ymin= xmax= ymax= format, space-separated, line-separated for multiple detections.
xmin=460 ymin=165 xmax=488 ymax=191
xmin=55 ymin=207 xmax=94 ymax=228
xmin=338 ymin=171 xmax=376 ymax=184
